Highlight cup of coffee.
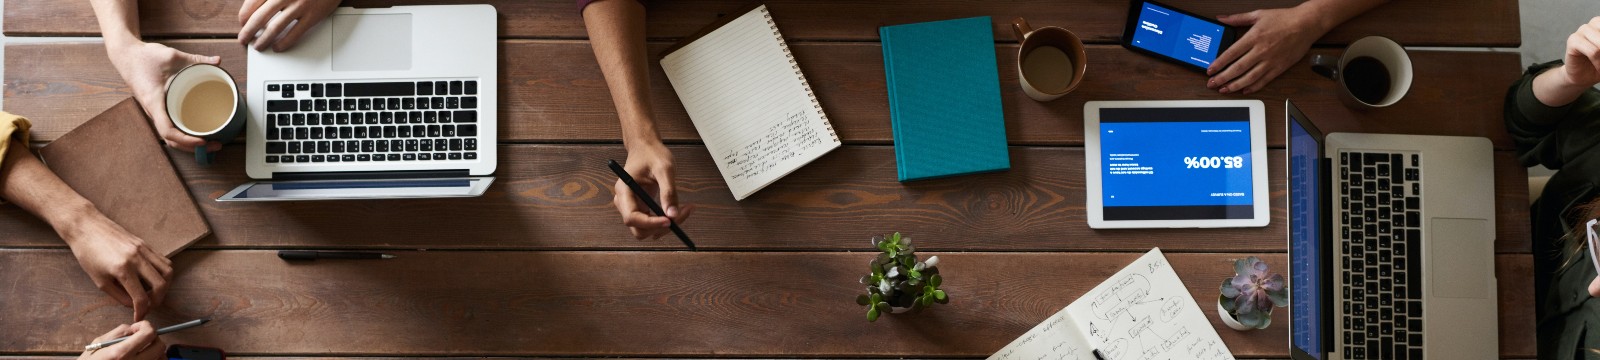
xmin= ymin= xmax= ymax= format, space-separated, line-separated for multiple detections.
xmin=1310 ymin=36 xmax=1413 ymax=109
xmin=1013 ymin=17 xmax=1087 ymax=102
xmin=165 ymin=63 xmax=246 ymax=165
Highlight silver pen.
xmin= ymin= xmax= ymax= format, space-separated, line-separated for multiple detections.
xmin=85 ymin=319 xmax=209 ymax=351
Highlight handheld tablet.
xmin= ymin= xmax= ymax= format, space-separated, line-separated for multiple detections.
xmin=1085 ymin=100 xmax=1269 ymax=228
xmin=1121 ymin=0 xmax=1238 ymax=72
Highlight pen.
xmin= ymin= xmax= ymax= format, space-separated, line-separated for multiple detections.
xmin=607 ymin=159 xmax=695 ymax=250
xmin=277 ymin=250 xmax=396 ymax=260
xmin=85 ymin=319 xmax=209 ymax=351
xmin=1092 ymin=349 xmax=1110 ymax=360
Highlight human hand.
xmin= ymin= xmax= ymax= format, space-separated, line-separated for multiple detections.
xmin=613 ymin=142 xmax=693 ymax=240
xmin=1590 ymin=275 xmax=1600 ymax=298
xmin=106 ymin=40 xmax=221 ymax=153
xmin=238 ymin=0 xmax=342 ymax=52
xmin=1560 ymin=16 xmax=1600 ymax=89
xmin=1206 ymin=6 xmax=1327 ymax=95
xmin=62 ymin=213 xmax=174 ymax=322
xmin=79 ymin=321 xmax=166 ymax=360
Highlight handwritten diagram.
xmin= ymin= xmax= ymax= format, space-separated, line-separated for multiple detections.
xmin=1066 ymin=250 xmax=1235 ymax=360
xmin=989 ymin=249 xmax=1234 ymax=360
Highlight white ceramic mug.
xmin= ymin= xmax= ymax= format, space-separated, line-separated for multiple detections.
xmin=1310 ymin=36 xmax=1413 ymax=109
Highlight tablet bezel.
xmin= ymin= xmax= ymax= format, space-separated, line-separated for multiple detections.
xmin=1084 ymin=100 xmax=1269 ymax=228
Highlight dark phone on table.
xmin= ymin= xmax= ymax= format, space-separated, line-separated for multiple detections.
xmin=1121 ymin=0 xmax=1239 ymax=72
xmin=167 ymin=345 xmax=225 ymax=360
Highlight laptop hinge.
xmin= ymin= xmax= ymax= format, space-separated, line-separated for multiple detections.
xmin=271 ymin=170 xmax=471 ymax=181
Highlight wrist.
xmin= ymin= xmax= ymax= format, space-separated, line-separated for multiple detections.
xmin=103 ymin=33 xmax=143 ymax=54
xmin=48 ymin=200 xmax=104 ymax=247
xmin=1292 ymin=2 xmax=1340 ymax=34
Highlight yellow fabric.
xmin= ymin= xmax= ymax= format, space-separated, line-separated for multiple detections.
xmin=0 ymin=112 xmax=33 ymax=205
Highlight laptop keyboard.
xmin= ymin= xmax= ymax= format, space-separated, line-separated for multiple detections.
xmin=1339 ymin=151 xmax=1423 ymax=359
xmin=261 ymin=79 xmax=481 ymax=164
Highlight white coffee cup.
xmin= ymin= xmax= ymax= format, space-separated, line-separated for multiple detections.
xmin=1310 ymin=36 xmax=1413 ymax=109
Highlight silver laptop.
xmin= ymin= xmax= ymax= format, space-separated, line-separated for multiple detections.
xmin=222 ymin=5 xmax=497 ymax=201
xmin=1286 ymin=100 xmax=1497 ymax=359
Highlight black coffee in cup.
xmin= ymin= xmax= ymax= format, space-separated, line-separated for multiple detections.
xmin=1342 ymin=56 xmax=1390 ymax=105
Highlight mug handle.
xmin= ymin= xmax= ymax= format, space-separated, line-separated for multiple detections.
xmin=1012 ymin=17 xmax=1033 ymax=42
xmin=1310 ymin=54 xmax=1339 ymax=80
xmin=195 ymin=146 xmax=212 ymax=165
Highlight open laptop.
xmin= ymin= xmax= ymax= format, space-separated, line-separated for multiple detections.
xmin=221 ymin=5 xmax=497 ymax=201
xmin=1287 ymin=100 xmax=1497 ymax=359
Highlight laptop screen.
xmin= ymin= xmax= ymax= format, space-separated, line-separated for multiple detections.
xmin=1289 ymin=112 xmax=1324 ymax=359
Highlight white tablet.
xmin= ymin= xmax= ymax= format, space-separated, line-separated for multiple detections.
xmin=1084 ymin=100 xmax=1269 ymax=228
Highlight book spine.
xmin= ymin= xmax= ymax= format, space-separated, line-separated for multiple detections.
xmin=763 ymin=7 xmax=838 ymax=143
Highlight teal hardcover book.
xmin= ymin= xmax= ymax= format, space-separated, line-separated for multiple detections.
xmin=880 ymin=16 xmax=1010 ymax=182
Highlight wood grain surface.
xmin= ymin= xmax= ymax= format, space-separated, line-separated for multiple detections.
xmin=0 ymin=145 xmax=1532 ymax=254
xmin=0 ymin=250 xmax=1537 ymax=358
xmin=4 ymin=41 xmax=1522 ymax=148
xmin=3 ymin=0 xmax=1520 ymax=47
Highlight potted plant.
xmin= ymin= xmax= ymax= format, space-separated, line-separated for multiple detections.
xmin=855 ymin=232 xmax=948 ymax=322
xmin=1217 ymin=256 xmax=1288 ymax=330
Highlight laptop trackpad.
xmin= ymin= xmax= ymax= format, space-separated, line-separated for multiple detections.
xmin=1428 ymin=218 xmax=1491 ymax=299
xmin=331 ymin=13 xmax=412 ymax=71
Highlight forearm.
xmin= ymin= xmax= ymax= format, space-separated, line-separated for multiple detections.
xmin=1533 ymin=66 xmax=1593 ymax=107
xmin=0 ymin=141 xmax=101 ymax=245
xmin=1295 ymin=0 xmax=1388 ymax=34
xmin=582 ymin=0 xmax=661 ymax=150
xmin=87 ymin=0 xmax=143 ymax=51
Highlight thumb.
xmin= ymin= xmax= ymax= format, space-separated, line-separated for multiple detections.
xmin=1218 ymin=10 xmax=1260 ymax=27
xmin=1589 ymin=275 xmax=1600 ymax=298
xmin=101 ymin=321 xmax=157 ymax=354
xmin=653 ymin=167 xmax=678 ymax=213
xmin=178 ymin=51 xmax=221 ymax=66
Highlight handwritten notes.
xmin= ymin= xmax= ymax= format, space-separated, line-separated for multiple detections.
xmin=724 ymin=110 xmax=830 ymax=182
xmin=990 ymin=248 xmax=1234 ymax=360
xmin=659 ymin=5 xmax=841 ymax=200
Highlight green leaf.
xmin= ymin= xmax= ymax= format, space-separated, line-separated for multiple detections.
xmin=1268 ymin=287 xmax=1289 ymax=307
xmin=931 ymin=274 xmax=943 ymax=287
xmin=891 ymin=232 xmax=902 ymax=244
xmin=934 ymin=290 xmax=947 ymax=300
xmin=1238 ymin=309 xmax=1265 ymax=328
xmin=856 ymin=294 xmax=870 ymax=306
xmin=1219 ymin=278 xmax=1240 ymax=298
xmin=908 ymin=269 xmax=923 ymax=281
xmin=1255 ymin=314 xmax=1272 ymax=329
xmin=867 ymin=307 xmax=880 ymax=322
xmin=1234 ymin=258 xmax=1251 ymax=276
xmin=870 ymin=293 xmax=882 ymax=304
xmin=1219 ymin=295 xmax=1236 ymax=312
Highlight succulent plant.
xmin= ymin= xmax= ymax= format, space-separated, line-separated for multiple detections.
xmin=855 ymin=232 xmax=948 ymax=322
xmin=1218 ymin=256 xmax=1288 ymax=329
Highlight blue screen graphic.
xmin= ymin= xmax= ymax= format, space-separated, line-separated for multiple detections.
xmin=1130 ymin=2 xmax=1225 ymax=68
xmin=1100 ymin=120 xmax=1252 ymax=207
xmin=1289 ymin=116 xmax=1323 ymax=359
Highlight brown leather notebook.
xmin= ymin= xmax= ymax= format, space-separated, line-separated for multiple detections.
xmin=38 ymin=98 xmax=210 ymax=257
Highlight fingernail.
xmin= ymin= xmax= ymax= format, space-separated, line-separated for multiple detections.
xmin=666 ymin=206 xmax=679 ymax=218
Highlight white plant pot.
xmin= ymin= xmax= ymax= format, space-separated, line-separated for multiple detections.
xmin=1217 ymin=300 xmax=1255 ymax=331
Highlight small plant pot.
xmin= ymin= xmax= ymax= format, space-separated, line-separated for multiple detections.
xmin=1217 ymin=300 xmax=1255 ymax=331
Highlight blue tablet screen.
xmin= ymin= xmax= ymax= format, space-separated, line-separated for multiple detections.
xmin=1100 ymin=107 xmax=1254 ymax=220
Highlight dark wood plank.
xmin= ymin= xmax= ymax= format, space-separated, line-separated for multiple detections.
xmin=0 ymin=250 xmax=1537 ymax=358
xmin=4 ymin=41 xmax=1521 ymax=149
xmin=3 ymin=0 xmax=1519 ymax=47
xmin=0 ymin=145 xmax=1532 ymax=254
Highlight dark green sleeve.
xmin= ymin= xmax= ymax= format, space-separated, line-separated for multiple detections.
xmin=1506 ymin=60 xmax=1600 ymax=170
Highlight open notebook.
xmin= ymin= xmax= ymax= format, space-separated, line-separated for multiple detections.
xmin=989 ymin=248 xmax=1234 ymax=360
xmin=660 ymin=4 xmax=841 ymax=200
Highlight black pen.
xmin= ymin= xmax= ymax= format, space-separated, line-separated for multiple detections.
xmin=608 ymin=159 xmax=695 ymax=250
xmin=1092 ymin=349 xmax=1110 ymax=360
xmin=278 ymin=250 xmax=396 ymax=260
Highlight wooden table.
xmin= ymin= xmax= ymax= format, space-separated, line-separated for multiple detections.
xmin=1 ymin=0 xmax=1530 ymax=358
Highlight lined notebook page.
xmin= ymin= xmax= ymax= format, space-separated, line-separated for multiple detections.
xmin=660 ymin=5 xmax=841 ymax=200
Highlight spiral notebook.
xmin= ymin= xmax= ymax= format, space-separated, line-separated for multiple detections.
xmin=660 ymin=4 xmax=841 ymax=201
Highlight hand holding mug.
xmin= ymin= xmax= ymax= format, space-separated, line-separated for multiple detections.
xmin=165 ymin=64 xmax=247 ymax=165
xmin=106 ymin=41 xmax=222 ymax=153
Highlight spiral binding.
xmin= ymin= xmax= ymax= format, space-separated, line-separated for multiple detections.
xmin=764 ymin=8 xmax=838 ymax=142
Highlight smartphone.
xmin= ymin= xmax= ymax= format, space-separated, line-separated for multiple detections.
xmin=167 ymin=345 xmax=226 ymax=360
xmin=1120 ymin=0 xmax=1239 ymax=72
